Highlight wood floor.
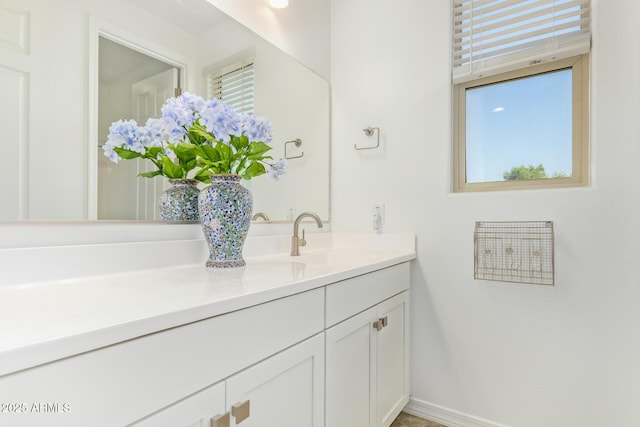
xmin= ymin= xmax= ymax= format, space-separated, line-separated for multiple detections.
xmin=391 ymin=412 xmax=447 ymax=427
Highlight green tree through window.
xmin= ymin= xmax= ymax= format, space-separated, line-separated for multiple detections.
xmin=503 ymin=164 xmax=568 ymax=181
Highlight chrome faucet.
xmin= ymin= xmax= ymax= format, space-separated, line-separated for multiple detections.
xmin=291 ymin=211 xmax=323 ymax=256
xmin=251 ymin=212 xmax=270 ymax=222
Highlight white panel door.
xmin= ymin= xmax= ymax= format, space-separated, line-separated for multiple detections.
xmin=130 ymin=381 xmax=226 ymax=427
xmin=325 ymin=306 xmax=377 ymax=427
xmin=0 ymin=66 xmax=27 ymax=219
xmin=132 ymin=67 xmax=178 ymax=220
xmin=98 ymin=67 xmax=177 ymax=220
xmin=0 ymin=3 xmax=30 ymax=220
xmin=226 ymin=334 xmax=324 ymax=427
xmin=375 ymin=291 xmax=410 ymax=427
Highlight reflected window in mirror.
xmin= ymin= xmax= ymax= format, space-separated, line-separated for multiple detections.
xmin=207 ymin=56 xmax=255 ymax=115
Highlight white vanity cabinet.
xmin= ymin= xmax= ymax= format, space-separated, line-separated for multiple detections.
xmin=223 ymin=333 xmax=324 ymax=427
xmin=0 ymin=244 xmax=413 ymax=427
xmin=132 ymin=333 xmax=324 ymax=427
xmin=325 ymin=263 xmax=410 ymax=427
xmin=130 ymin=381 xmax=226 ymax=427
xmin=0 ymin=289 xmax=324 ymax=427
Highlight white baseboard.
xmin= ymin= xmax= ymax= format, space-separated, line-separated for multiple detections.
xmin=403 ymin=397 xmax=510 ymax=427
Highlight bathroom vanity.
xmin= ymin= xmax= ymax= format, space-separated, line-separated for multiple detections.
xmin=0 ymin=232 xmax=414 ymax=427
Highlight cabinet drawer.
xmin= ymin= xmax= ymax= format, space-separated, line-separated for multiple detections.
xmin=325 ymin=263 xmax=410 ymax=328
xmin=0 ymin=288 xmax=324 ymax=427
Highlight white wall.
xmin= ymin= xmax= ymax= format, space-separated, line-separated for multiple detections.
xmin=207 ymin=0 xmax=330 ymax=80
xmin=330 ymin=0 xmax=640 ymax=426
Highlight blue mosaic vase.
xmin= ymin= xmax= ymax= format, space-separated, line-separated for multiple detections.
xmin=199 ymin=174 xmax=253 ymax=268
xmin=159 ymin=179 xmax=200 ymax=222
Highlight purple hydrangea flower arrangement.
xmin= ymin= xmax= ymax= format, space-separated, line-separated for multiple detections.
xmin=103 ymin=92 xmax=286 ymax=182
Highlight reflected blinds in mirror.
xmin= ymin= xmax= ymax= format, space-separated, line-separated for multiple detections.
xmin=207 ymin=58 xmax=255 ymax=114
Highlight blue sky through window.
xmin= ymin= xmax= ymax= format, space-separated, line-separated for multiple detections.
xmin=465 ymin=68 xmax=573 ymax=183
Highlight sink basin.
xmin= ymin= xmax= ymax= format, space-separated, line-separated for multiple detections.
xmin=254 ymin=248 xmax=391 ymax=271
xmin=287 ymin=250 xmax=365 ymax=266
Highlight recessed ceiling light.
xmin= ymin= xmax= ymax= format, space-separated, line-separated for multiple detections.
xmin=269 ymin=0 xmax=289 ymax=9
xmin=492 ymin=107 xmax=505 ymax=112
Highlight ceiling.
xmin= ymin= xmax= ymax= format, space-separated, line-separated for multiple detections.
xmin=123 ymin=0 xmax=229 ymax=35
xmin=99 ymin=37 xmax=174 ymax=84
xmin=100 ymin=0 xmax=231 ymax=83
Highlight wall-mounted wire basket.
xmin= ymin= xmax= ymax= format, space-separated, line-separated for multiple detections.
xmin=474 ymin=221 xmax=554 ymax=286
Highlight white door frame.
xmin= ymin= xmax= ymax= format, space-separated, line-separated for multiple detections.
xmin=87 ymin=16 xmax=191 ymax=220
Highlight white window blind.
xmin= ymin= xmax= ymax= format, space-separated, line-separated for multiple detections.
xmin=207 ymin=58 xmax=255 ymax=114
xmin=452 ymin=0 xmax=591 ymax=83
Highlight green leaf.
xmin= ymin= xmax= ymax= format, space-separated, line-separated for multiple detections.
xmin=243 ymin=162 xmax=266 ymax=180
xmin=174 ymin=142 xmax=197 ymax=174
xmin=189 ymin=123 xmax=217 ymax=143
xmin=142 ymin=146 xmax=162 ymax=159
xmin=138 ymin=170 xmax=163 ymax=178
xmin=197 ymin=158 xmax=225 ymax=169
xmin=194 ymin=145 xmax=221 ymax=162
xmin=216 ymin=141 xmax=234 ymax=159
xmin=247 ymin=141 xmax=272 ymax=159
xmin=186 ymin=131 xmax=205 ymax=145
xmin=215 ymin=142 xmax=236 ymax=173
xmin=162 ymin=157 xmax=185 ymax=179
xmin=194 ymin=168 xmax=213 ymax=183
xmin=236 ymin=157 xmax=247 ymax=175
xmin=113 ymin=147 xmax=142 ymax=160
xmin=174 ymin=142 xmax=196 ymax=162
xmin=230 ymin=135 xmax=249 ymax=152
xmin=184 ymin=159 xmax=197 ymax=172
xmin=258 ymin=155 xmax=273 ymax=161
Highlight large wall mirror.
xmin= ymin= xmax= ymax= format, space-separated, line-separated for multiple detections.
xmin=0 ymin=0 xmax=330 ymax=223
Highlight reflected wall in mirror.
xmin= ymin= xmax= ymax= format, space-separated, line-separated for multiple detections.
xmin=0 ymin=0 xmax=330 ymax=222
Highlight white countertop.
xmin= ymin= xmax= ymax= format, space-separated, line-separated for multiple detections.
xmin=0 ymin=233 xmax=415 ymax=377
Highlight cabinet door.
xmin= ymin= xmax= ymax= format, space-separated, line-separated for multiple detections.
xmin=130 ymin=381 xmax=226 ymax=427
xmin=225 ymin=333 xmax=324 ymax=427
xmin=325 ymin=307 xmax=378 ymax=427
xmin=326 ymin=290 xmax=410 ymax=427
xmin=375 ymin=291 xmax=410 ymax=427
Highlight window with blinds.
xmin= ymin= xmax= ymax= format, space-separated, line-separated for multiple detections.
xmin=207 ymin=59 xmax=255 ymax=114
xmin=453 ymin=0 xmax=591 ymax=83
xmin=451 ymin=0 xmax=591 ymax=192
